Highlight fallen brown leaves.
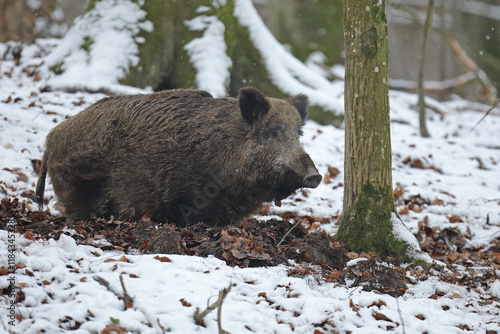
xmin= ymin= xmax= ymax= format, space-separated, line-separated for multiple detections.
xmin=340 ymin=256 xmax=408 ymax=297
xmin=154 ymin=255 xmax=172 ymax=263
xmin=402 ymin=156 xmax=443 ymax=174
xmin=403 ymin=215 xmax=500 ymax=312
xmin=0 ymin=197 xmax=347 ymax=270
xmin=323 ymin=166 xmax=341 ymax=185
xmin=100 ymin=324 xmax=126 ymax=334
xmin=1 ymin=193 xmax=499 ymax=325
xmin=416 ymin=215 xmax=499 ymax=270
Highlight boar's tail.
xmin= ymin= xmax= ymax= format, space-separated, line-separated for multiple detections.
xmin=36 ymin=152 xmax=48 ymax=211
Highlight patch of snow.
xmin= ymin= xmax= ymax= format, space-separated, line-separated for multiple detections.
xmin=1 ymin=3 xmax=500 ymax=331
xmin=26 ymin=0 xmax=41 ymax=10
xmin=491 ymin=279 xmax=500 ymax=298
xmin=3 ymin=231 xmax=498 ymax=333
xmin=185 ymin=13 xmax=232 ymax=98
xmin=391 ymin=212 xmax=432 ymax=262
xmin=346 ymin=257 xmax=369 ymax=267
xmin=44 ymin=0 xmax=152 ymax=94
xmin=234 ymin=0 xmax=344 ymax=114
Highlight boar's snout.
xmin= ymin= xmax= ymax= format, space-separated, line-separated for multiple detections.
xmin=303 ymin=172 xmax=322 ymax=188
xmin=299 ymin=153 xmax=322 ymax=188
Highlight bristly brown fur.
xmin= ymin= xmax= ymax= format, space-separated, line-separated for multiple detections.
xmin=37 ymin=87 xmax=321 ymax=226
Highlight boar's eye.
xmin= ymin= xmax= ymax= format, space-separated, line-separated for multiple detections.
xmin=262 ymin=127 xmax=280 ymax=141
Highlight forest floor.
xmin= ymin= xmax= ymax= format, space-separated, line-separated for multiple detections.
xmin=0 ymin=41 xmax=499 ymax=334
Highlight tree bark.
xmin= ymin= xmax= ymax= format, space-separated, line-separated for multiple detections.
xmin=337 ymin=0 xmax=409 ymax=259
xmin=417 ymin=0 xmax=434 ymax=138
xmin=120 ymin=0 xmax=283 ymax=97
xmin=0 ymin=0 xmax=8 ymax=42
xmin=120 ymin=0 xmax=203 ymax=91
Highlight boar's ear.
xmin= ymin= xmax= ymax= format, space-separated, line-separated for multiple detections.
xmin=239 ymin=87 xmax=270 ymax=126
xmin=288 ymin=94 xmax=309 ymax=124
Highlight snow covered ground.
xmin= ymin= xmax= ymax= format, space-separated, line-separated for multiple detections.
xmin=1 ymin=37 xmax=500 ymax=333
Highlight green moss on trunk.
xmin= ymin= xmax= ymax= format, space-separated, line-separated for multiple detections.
xmin=337 ymin=183 xmax=410 ymax=261
xmin=85 ymin=0 xmax=97 ymax=12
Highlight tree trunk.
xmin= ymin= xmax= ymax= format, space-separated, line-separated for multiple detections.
xmin=121 ymin=0 xmax=284 ymax=97
xmin=120 ymin=0 xmax=204 ymax=91
xmin=336 ymin=0 xmax=410 ymax=260
xmin=417 ymin=0 xmax=434 ymax=138
xmin=0 ymin=0 xmax=8 ymax=42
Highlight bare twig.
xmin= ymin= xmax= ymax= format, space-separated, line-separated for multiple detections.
xmin=348 ymin=286 xmax=361 ymax=298
xmin=41 ymin=84 xmax=118 ymax=96
xmin=277 ymin=220 xmax=302 ymax=247
xmin=119 ymin=274 xmax=134 ymax=309
xmin=194 ymin=283 xmax=232 ymax=334
xmin=423 ymin=103 xmax=445 ymax=116
xmin=396 ymin=297 xmax=406 ymax=334
xmin=474 ymin=157 xmax=487 ymax=170
xmin=93 ymin=275 xmax=112 ymax=290
xmin=471 ymin=98 xmax=500 ymax=130
xmin=93 ymin=275 xmax=134 ymax=310
xmin=216 ymin=288 xmax=228 ymax=334
xmin=468 ymin=197 xmax=500 ymax=209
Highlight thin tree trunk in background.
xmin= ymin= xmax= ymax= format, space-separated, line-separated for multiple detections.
xmin=337 ymin=0 xmax=409 ymax=260
xmin=0 ymin=0 xmax=8 ymax=42
xmin=418 ymin=0 xmax=434 ymax=138
xmin=438 ymin=0 xmax=447 ymax=101
xmin=18 ymin=0 xmax=27 ymax=41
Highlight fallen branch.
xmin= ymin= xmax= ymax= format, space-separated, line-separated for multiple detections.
xmin=277 ymin=220 xmax=302 ymax=247
xmin=94 ymin=275 xmax=112 ymax=290
xmin=388 ymin=72 xmax=478 ymax=94
xmin=194 ymin=283 xmax=232 ymax=334
xmin=449 ymin=36 xmax=498 ymax=104
xmin=315 ymin=60 xmax=485 ymax=97
xmin=119 ymin=274 xmax=134 ymax=309
xmin=314 ymin=38 xmax=498 ymax=105
xmin=93 ymin=275 xmax=134 ymax=310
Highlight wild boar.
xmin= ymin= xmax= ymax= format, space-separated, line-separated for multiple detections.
xmin=36 ymin=87 xmax=322 ymax=226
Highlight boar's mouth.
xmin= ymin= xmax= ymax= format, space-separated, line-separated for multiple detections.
xmin=275 ymin=187 xmax=296 ymax=201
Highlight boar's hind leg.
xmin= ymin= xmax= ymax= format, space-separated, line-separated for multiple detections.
xmin=36 ymin=152 xmax=48 ymax=211
xmin=50 ymin=153 xmax=109 ymax=220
